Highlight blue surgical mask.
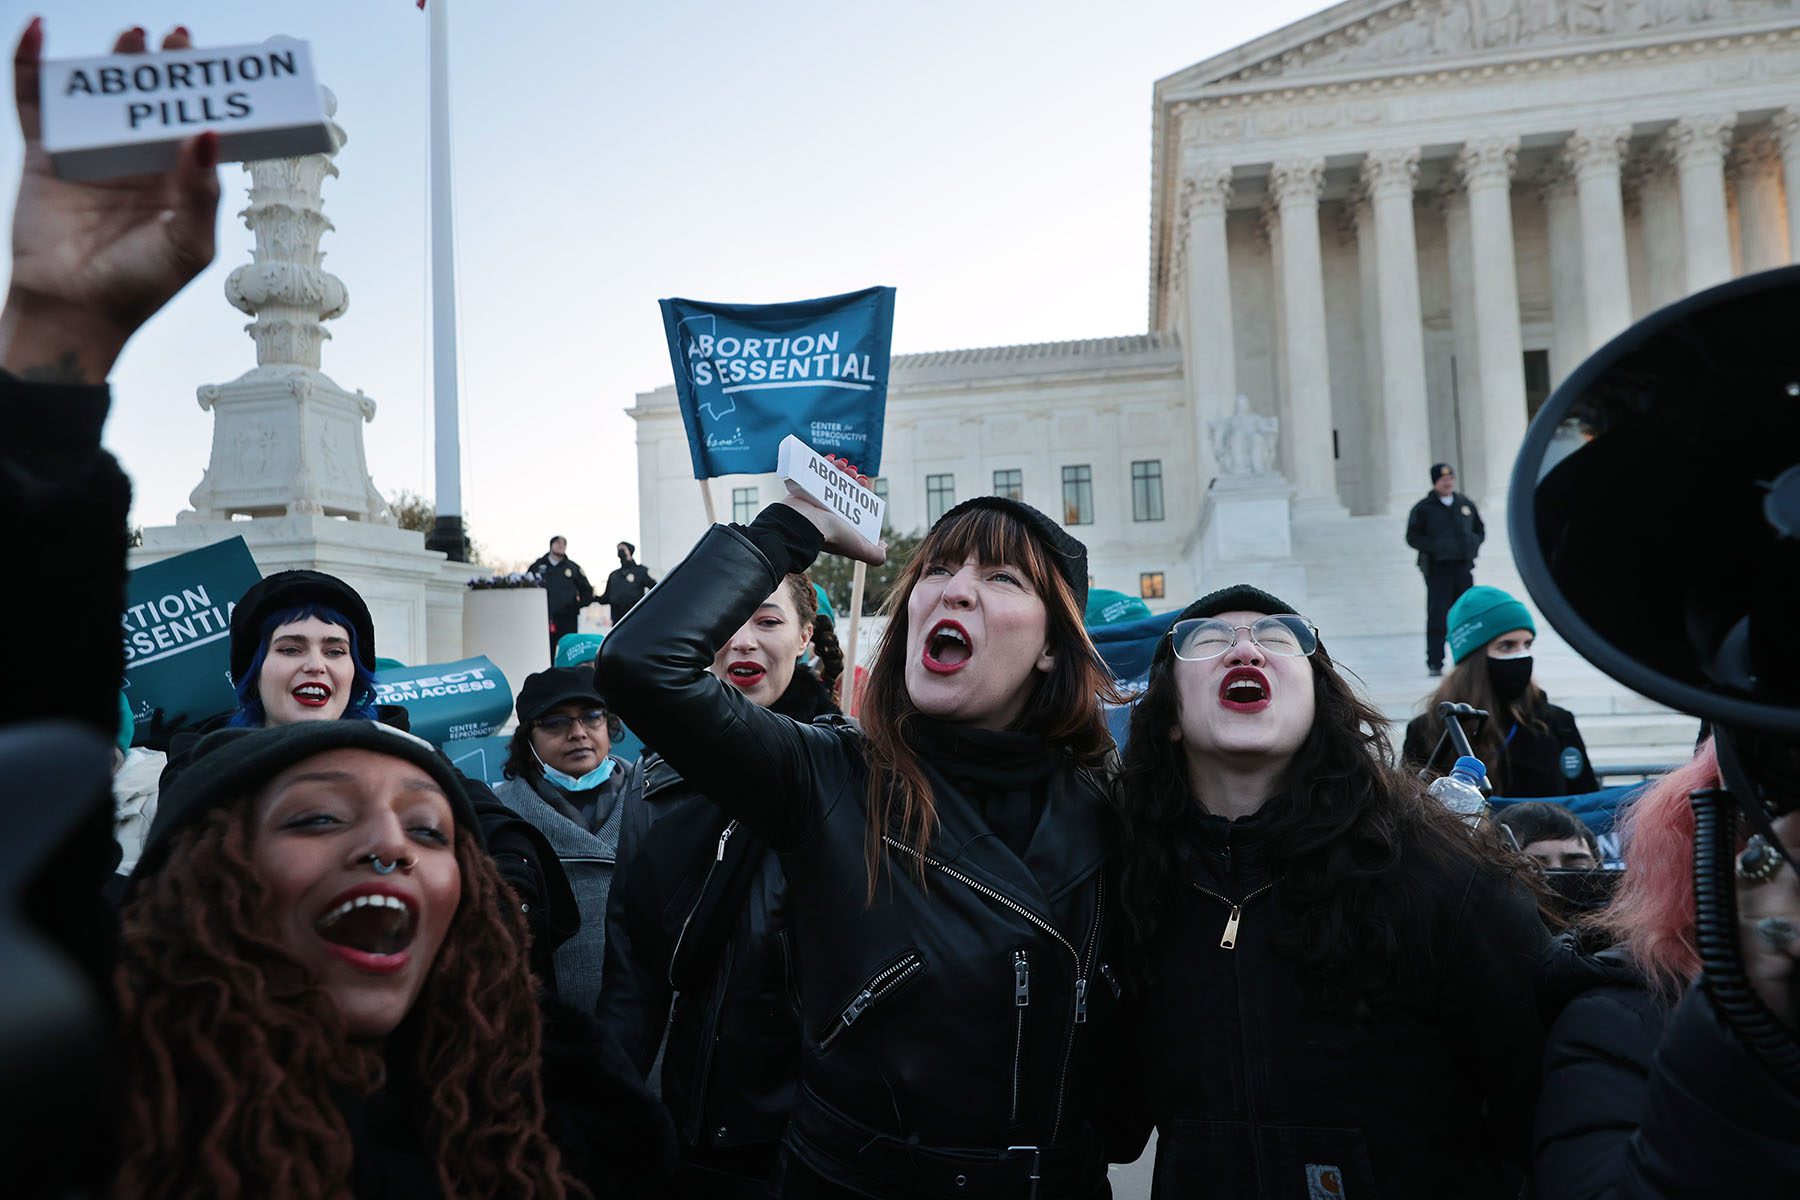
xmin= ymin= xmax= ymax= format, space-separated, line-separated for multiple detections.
xmin=537 ymin=752 xmax=616 ymax=793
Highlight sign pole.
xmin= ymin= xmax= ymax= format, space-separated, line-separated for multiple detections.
xmin=699 ymin=478 xmax=718 ymax=525
xmin=841 ymin=560 xmax=867 ymax=714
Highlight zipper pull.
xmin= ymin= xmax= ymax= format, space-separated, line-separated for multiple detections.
xmin=715 ymin=820 xmax=737 ymax=861
xmin=1014 ymin=950 xmax=1031 ymax=1007
xmin=1074 ymin=978 xmax=1089 ymax=1024
xmin=843 ymin=987 xmax=875 ymax=1025
xmin=1220 ymin=904 xmax=1242 ymax=950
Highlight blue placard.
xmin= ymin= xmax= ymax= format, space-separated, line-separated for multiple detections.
xmin=372 ymin=656 xmax=513 ymax=747
xmin=660 ymin=286 xmax=896 ymax=480
xmin=122 ymin=536 xmax=263 ymax=733
xmin=443 ymin=734 xmax=513 ymax=787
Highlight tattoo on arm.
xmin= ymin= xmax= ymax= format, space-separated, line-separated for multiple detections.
xmin=17 ymin=351 xmax=89 ymax=384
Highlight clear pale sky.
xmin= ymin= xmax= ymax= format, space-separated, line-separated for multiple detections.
xmin=2 ymin=0 xmax=1332 ymax=570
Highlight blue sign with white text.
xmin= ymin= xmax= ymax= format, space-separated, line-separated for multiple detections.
xmin=660 ymin=286 xmax=895 ymax=480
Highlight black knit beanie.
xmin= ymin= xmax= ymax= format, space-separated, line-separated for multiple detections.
xmin=933 ymin=496 xmax=1089 ymax=610
xmin=230 ymin=570 xmax=377 ymax=683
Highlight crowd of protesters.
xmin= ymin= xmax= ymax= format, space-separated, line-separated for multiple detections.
xmin=4 ymin=18 xmax=1798 ymax=1200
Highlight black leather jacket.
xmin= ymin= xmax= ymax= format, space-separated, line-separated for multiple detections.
xmin=598 ymin=524 xmax=1119 ymax=1200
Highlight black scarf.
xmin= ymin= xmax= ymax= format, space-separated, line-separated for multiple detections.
xmin=907 ymin=718 xmax=1058 ymax=859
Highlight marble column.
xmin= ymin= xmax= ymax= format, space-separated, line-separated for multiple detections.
xmin=1361 ymin=147 xmax=1431 ymax=510
xmin=1182 ymin=163 xmax=1237 ymax=480
xmin=1538 ymin=163 xmax=1586 ymax=379
xmin=1776 ymin=108 xmax=1800 ymax=263
xmin=1455 ymin=137 xmax=1527 ymax=504
xmin=1268 ymin=157 xmax=1340 ymax=509
xmin=1629 ymin=156 xmax=1687 ymax=310
xmin=1732 ymin=131 xmax=1791 ymax=272
xmin=1352 ymin=193 xmax=1384 ymax=503
xmin=1665 ymin=114 xmax=1737 ymax=293
xmin=1565 ymin=124 xmax=1633 ymax=352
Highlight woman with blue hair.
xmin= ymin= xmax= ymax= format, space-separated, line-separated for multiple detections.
xmin=225 ymin=570 xmax=381 ymax=727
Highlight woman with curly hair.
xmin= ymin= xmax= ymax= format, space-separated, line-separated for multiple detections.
xmin=116 ymin=719 xmax=660 ymax=1200
xmin=1535 ymin=738 xmax=1800 ymax=1196
xmin=1107 ymin=584 xmax=1548 ymax=1199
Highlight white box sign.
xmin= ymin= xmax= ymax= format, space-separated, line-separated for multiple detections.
xmin=777 ymin=435 xmax=886 ymax=548
xmin=39 ymin=38 xmax=333 ymax=181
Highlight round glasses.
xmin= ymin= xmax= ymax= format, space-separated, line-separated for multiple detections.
xmin=536 ymin=709 xmax=608 ymax=735
xmin=1170 ymin=615 xmax=1319 ymax=661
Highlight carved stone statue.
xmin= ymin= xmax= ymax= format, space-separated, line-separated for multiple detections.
xmin=182 ymin=88 xmax=394 ymax=525
xmin=1209 ymin=394 xmax=1280 ymax=477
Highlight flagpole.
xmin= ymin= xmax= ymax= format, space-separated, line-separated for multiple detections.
xmin=698 ymin=479 xmax=717 ymax=525
xmin=841 ymin=560 xmax=867 ymax=715
xmin=423 ymin=0 xmax=468 ymax=561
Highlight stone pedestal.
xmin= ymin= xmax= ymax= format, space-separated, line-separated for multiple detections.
xmin=463 ymin=588 xmax=550 ymax=727
xmin=134 ymin=518 xmax=456 ymax=667
xmin=1194 ymin=475 xmax=1309 ymax=608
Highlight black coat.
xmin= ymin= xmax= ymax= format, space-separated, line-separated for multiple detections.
xmin=1535 ymin=931 xmax=1800 ymax=1198
xmin=529 ymin=553 xmax=595 ymax=618
xmin=1405 ymin=491 xmax=1484 ymax=569
xmin=598 ymin=667 xmax=837 ymax=1159
xmin=1403 ymin=702 xmax=1600 ymax=797
xmin=599 ymin=525 xmax=1118 ymax=1200
xmin=600 ymin=560 xmax=657 ymax=624
xmin=1111 ymin=810 xmax=1547 ymax=1199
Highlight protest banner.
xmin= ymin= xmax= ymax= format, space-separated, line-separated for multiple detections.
xmin=443 ymin=735 xmax=512 ymax=787
xmin=661 ymin=286 xmax=895 ymax=713
xmin=372 ymin=656 xmax=513 ymax=747
xmin=122 ymin=537 xmax=262 ymax=734
xmin=40 ymin=38 xmax=333 ymax=181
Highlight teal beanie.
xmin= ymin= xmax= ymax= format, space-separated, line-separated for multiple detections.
xmin=1446 ymin=586 xmax=1535 ymax=665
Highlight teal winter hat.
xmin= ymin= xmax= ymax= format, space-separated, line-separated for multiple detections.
xmin=1446 ymin=586 xmax=1535 ymax=665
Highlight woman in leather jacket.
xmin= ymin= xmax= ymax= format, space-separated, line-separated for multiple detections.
xmin=1108 ymin=585 xmax=1548 ymax=1199
xmin=599 ymin=485 xmax=1124 ymax=1200
xmin=599 ymin=571 xmax=837 ymax=1197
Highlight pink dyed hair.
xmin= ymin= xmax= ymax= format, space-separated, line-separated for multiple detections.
xmin=1595 ymin=739 xmax=1737 ymax=999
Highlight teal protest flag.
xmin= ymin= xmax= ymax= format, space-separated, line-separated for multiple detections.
xmin=372 ymin=656 xmax=513 ymax=747
xmin=123 ymin=536 xmax=263 ymax=733
xmin=660 ymin=286 xmax=896 ymax=480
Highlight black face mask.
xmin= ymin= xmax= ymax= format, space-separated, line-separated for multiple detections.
xmin=1488 ymin=655 xmax=1534 ymax=704
xmin=617 ymin=549 xmax=630 ymax=563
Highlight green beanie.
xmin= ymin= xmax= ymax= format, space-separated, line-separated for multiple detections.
xmin=1446 ymin=586 xmax=1535 ymax=665
xmin=117 ymin=692 xmax=135 ymax=755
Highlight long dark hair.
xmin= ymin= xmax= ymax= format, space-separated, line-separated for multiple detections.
xmin=1414 ymin=650 xmax=1550 ymax=791
xmin=860 ymin=506 xmax=1124 ymax=896
xmin=1115 ymin=630 xmax=1513 ymax=1015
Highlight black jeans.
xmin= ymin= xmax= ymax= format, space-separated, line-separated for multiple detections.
xmin=1424 ymin=560 xmax=1475 ymax=670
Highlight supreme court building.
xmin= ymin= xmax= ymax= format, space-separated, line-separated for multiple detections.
xmin=631 ymin=0 xmax=1800 ymax=628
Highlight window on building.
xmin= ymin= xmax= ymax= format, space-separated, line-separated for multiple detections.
xmin=731 ymin=486 xmax=758 ymax=525
xmin=1140 ymin=572 xmax=1166 ymax=600
xmin=993 ymin=468 xmax=1023 ymax=501
xmin=1523 ymin=349 xmax=1552 ymax=420
xmin=1131 ymin=460 xmax=1165 ymax=522
xmin=1061 ymin=464 xmax=1094 ymax=525
xmin=926 ymin=474 xmax=955 ymax=525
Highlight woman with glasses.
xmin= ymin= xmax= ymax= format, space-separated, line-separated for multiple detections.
xmin=1107 ymin=584 xmax=1548 ymax=1199
xmin=495 ymin=666 xmax=641 ymax=1010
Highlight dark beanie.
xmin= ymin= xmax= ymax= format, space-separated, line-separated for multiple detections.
xmin=230 ymin=570 xmax=377 ymax=683
xmin=934 ymin=496 xmax=1089 ymax=610
xmin=133 ymin=720 xmax=476 ymax=886
xmin=516 ymin=666 xmax=607 ymax=723
xmin=1430 ymin=462 xmax=1455 ymax=483
xmin=1176 ymin=583 xmax=1301 ymax=624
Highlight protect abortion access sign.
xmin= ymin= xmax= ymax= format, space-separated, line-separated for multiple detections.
xmin=122 ymin=537 xmax=263 ymax=731
xmin=660 ymin=286 xmax=895 ymax=480
xmin=372 ymin=657 xmax=513 ymax=748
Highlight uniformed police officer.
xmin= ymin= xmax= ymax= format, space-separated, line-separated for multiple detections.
xmin=530 ymin=536 xmax=595 ymax=656
xmin=1405 ymin=462 xmax=1484 ymax=676
xmin=599 ymin=541 xmax=656 ymax=627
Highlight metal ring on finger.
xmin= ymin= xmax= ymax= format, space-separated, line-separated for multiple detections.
xmin=1737 ymin=834 xmax=1785 ymax=884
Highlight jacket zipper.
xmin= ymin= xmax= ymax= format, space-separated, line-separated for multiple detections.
xmin=1011 ymin=949 xmax=1030 ymax=1124
xmin=667 ymin=820 xmax=738 ymax=988
xmin=1190 ymin=880 xmax=1273 ymax=950
xmin=881 ymin=835 xmax=1102 ymax=1144
xmin=819 ymin=951 xmax=925 ymax=1051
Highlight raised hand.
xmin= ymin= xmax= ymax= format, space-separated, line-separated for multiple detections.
xmin=0 ymin=20 xmax=220 ymax=383
xmin=775 ymin=453 xmax=887 ymax=566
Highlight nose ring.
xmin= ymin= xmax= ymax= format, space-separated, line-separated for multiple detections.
xmin=364 ymin=853 xmax=408 ymax=876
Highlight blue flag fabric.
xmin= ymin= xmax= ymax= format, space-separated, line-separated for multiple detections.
xmin=660 ymin=286 xmax=896 ymax=480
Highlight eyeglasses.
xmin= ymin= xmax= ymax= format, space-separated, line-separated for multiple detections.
xmin=1170 ymin=615 xmax=1319 ymax=661
xmin=536 ymin=709 xmax=608 ymax=735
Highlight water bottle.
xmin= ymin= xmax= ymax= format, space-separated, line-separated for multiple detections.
xmin=1429 ymin=755 xmax=1489 ymax=824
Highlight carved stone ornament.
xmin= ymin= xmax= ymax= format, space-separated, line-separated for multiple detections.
xmin=181 ymin=87 xmax=395 ymax=527
xmin=1361 ymin=146 xmax=1422 ymax=198
xmin=1209 ymin=394 xmax=1281 ymax=477
xmin=1663 ymin=112 xmax=1738 ymax=167
xmin=1220 ymin=0 xmax=1776 ymax=84
xmin=1183 ymin=164 xmax=1235 ymax=219
xmin=1565 ymin=124 xmax=1634 ymax=179
xmin=1269 ymin=158 xmax=1327 ymax=205
xmin=1775 ymin=107 xmax=1800 ymax=157
xmin=1456 ymin=136 xmax=1520 ymax=185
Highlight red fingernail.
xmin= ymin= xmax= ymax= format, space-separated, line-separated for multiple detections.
xmin=132 ymin=26 xmax=146 ymax=37
xmin=196 ymin=131 xmax=219 ymax=169
xmin=174 ymin=25 xmax=190 ymax=37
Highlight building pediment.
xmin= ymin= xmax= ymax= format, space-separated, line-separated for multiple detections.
xmin=1162 ymin=0 xmax=1793 ymax=93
